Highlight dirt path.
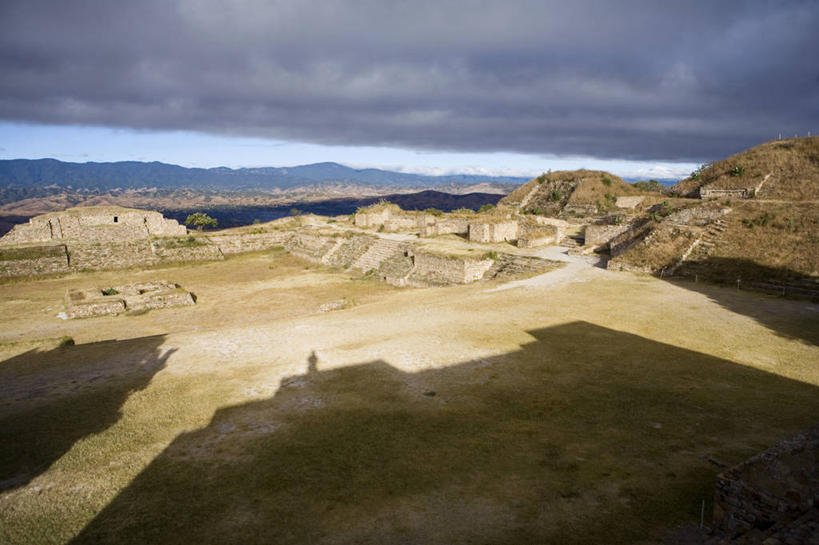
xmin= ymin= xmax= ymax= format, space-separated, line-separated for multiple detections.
xmin=487 ymin=245 xmax=608 ymax=292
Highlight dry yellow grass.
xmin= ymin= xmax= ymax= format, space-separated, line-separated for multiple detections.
xmin=1 ymin=253 xmax=817 ymax=544
xmin=671 ymin=136 xmax=819 ymax=199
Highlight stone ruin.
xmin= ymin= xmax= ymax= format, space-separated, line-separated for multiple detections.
xmin=0 ymin=204 xmax=564 ymax=283
xmin=708 ymin=426 xmax=818 ymax=543
xmin=353 ymin=203 xmax=563 ymax=250
xmin=0 ymin=206 xmax=296 ymax=278
xmin=64 ymin=281 xmax=195 ymax=319
xmin=0 ymin=207 xmax=186 ymax=247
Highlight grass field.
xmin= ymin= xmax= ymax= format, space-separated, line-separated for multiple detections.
xmin=0 ymin=250 xmax=817 ymax=544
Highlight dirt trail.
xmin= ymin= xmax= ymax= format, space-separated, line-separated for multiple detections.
xmin=487 ymin=245 xmax=608 ymax=292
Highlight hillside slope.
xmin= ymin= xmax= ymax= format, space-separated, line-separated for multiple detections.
xmin=501 ymin=170 xmax=641 ymax=216
xmin=671 ymin=136 xmax=819 ymax=199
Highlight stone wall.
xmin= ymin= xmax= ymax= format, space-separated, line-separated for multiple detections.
xmin=354 ymin=206 xmax=419 ymax=232
xmin=419 ymin=216 xmax=471 ymax=237
xmin=0 ymin=220 xmax=55 ymax=247
xmin=68 ymin=240 xmax=156 ymax=271
xmin=700 ymin=187 xmax=752 ymax=199
xmin=0 ymin=245 xmax=70 ymax=277
xmin=410 ymin=251 xmax=493 ymax=284
xmin=563 ymin=204 xmax=598 ymax=216
xmin=468 ymin=221 xmax=519 ymax=243
xmin=65 ymin=281 xmax=195 ymax=318
xmin=665 ymin=205 xmax=730 ymax=227
xmin=712 ymin=426 xmax=818 ymax=537
xmin=532 ymin=217 xmax=568 ymax=241
xmin=381 ymin=215 xmax=417 ymax=232
xmin=0 ymin=208 xmax=186 ymax=247
xmin=208 ymin=231 xmax=291 ymax=255
xmin=324 ymin=235 xmax=375 ymax=268
xmin=287 ymin=231 xmax=340 ymax=261
xmin=354 ymin=208 xmax=393 ymax=228
xmin=585 ymin=224 xmax=632 ymax=247
xmin=517 ymin=225 xmax=558 ymax=248
xmin=151 ymin=239 xmax=225 ymax=263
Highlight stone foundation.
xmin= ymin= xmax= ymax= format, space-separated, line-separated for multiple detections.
xmin=410 ymin=251 xmax=493 ymax=284
xmin=0 ymin=207 xmax=185 ymax=247
xmin=585 ymin=224 xmax=631 ymax=248
xmin=0 ymin=245 xmax=70 ymax=277
xmin=712 ymin=426 xmax=818 ymax=538
xmin=468 ymin=220 xmax=519 ymax=243
xmin=419 ymin=215 xmax=470 ymax=237
xmin=65 ymin=281 xmax=195 ymax=319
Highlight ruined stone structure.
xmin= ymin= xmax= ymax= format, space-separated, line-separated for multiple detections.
xmin=584 ymin=224 xmax=632 ymax=248
xmin=207 ymin=231 xmax=291 ymax=255
xmin=353 ymin=204 xmax=418 ymax=232
xmin=0 ymin=205 xmax=560 ymax=285
xmin=286 ymin=228 xmax=545 ymax=286
xmin=410 ymin=251 xmax=494 ymax=285
xmin=699 ymin=187 xmax=753 ymax=199
xmin=0 ymin=207 xmax=186 ymax=247
xmin=0 ymin=207 xmax=307 ymax=277
xmin=418 ymin=215 xmax=470 ymax=238
xmin=468 ymin=220 xmax=519 ymax=243
xmin=709 ymin=426 xmax=818 ymax=543
xmin=517 ymin=224 xmax=559 ymax=248
xmin=64 ymin=281 xmax=195 ymax=318
xmin=532 ymin=217 xmax=568 ymax=241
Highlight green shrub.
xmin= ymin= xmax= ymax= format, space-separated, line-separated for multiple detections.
xmin=185 ymin=212 xmax=217 ymax=231
xmin=478 ymin=204 xmax=495 ymax=213
xmin=602 ymin=176 xmax=612 ymax=186
xmin=729 ymin=165 xmax=745 ymax=177
xmin=549 ymin=190 xmax=563 ymax=202
xmin=101 ymin=288 xmax=119 ymax=296
xmin=57 ymin=336 xmax=75 ymax=347
xmin=423 ymin=208 xmax=444 ymax=216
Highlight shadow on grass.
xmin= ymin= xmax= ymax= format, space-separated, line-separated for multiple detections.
xmin=0 ymin=335 xmax=172 ymax=491
xmin=70 ymin=322 xmax=818 ymax=545
xmin=671 ymin=257 xmax=819 ymax=345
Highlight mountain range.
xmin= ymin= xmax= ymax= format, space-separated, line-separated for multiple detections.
xmin=0 ymin=159 xmax=528 ymax=191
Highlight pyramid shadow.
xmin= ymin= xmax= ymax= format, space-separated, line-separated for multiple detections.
xmin=0 ymin=335 xmax=172 ymax=491
xmin=69 ymin=322 xmax=819 ymax=545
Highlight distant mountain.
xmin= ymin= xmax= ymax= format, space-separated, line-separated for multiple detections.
xmin=0 ymin=159 xmax=527 ymax=191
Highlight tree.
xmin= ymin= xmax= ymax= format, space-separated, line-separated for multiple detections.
xmin=185 ymin=212 xmax=217 ymax=231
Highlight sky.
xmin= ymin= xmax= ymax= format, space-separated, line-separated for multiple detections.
xmin=1 ymin=0 xmax=817 ymax=180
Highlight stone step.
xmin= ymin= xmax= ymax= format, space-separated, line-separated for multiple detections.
xmin=351 ymin=239 xmax=408 ymax=272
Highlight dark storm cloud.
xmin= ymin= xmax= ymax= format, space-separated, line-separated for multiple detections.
xmin=1 ymin=0 xmax=817 ymax=161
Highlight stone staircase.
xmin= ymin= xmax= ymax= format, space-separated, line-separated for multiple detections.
xmin=378 ymin=253 xmax=416 ymax=286
xmin=324 ymin=235 xmax=375 ymax=268
xmin=319 ymin=239 xmax=345 ymax=265
xmin=351 ymin=238 xmax=409 ymax=273
xmin=670 ymin=218 xmax=727 ymax=276
xmin=518 ymin=183 xmax=542 ymax=209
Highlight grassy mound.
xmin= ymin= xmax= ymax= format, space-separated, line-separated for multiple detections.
xmin=502 ymin=170 xmax=642 ymax=216
xmin=671 ymin=136 xmax=819 ymax=200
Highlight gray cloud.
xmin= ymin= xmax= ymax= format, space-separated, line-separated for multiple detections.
xmin=1 ymin=0 xmax=817 ymax=161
